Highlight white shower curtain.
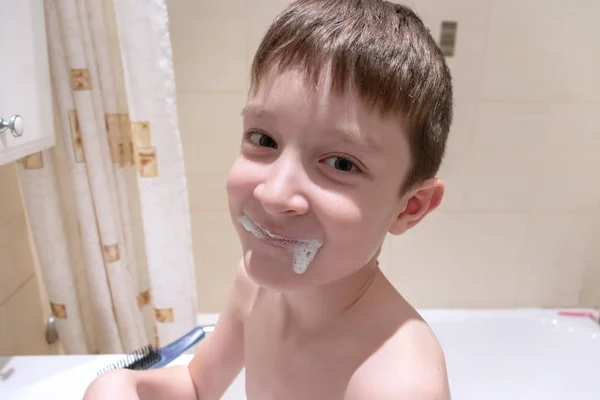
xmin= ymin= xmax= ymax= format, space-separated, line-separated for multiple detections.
xmin=16 ymin=0 xmax=197 ymax=354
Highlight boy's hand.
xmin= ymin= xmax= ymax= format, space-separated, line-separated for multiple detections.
xmin=82 ymin=259 xmax=250 ymax=400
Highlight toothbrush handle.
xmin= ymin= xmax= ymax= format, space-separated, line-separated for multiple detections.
xmin=150 ymin=325 xmax=212 ymax=369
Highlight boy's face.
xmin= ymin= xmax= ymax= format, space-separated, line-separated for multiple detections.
xmin=226 ymin=69 xmax=443 ymax=290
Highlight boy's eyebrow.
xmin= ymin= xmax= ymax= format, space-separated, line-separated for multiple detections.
xmin=241 ymin=104 xmax=268 ymax=118
xmin=329 ymin=127 xmax=382 ymax=153
xmin=241 ymin=105 xmax=382 ymax=153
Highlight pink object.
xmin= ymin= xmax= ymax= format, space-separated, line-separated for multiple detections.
xmin=558 ymin=311 xmax=598 ymax=322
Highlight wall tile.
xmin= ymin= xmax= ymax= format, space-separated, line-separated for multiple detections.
xmin=191 ymin=212 xmax=241 ymax=312
xmin=0 ymin=163 xmax=25 ymax=222
xmin=0 ymin=297 xmax=13 ymax=355
xmin=383 ymin=211 xmax=529 ymax=308
xmin=464 ymin=101 xmax=549 ymax=211
xmin=579 ymin=211 xmax=600 ymax=305
xmin=467 ymin=102 xmax=600 ymax=212
xmin=178 ymin=92 xmax=247 ymax=213
xmin=0 ymin=215 xmax=35 ymax=305
xmin=533 ymin=103 xmax=600 ymax=211
xmin=471 ymin=102 xmax=552 ymax=152
xmin=481 ymin=0 xmax=600 ymax=102
xmin=534 ymin=147 xmax=600 ymax=212
xmin=464 ymin=146 xmax=539 ymax=211
xmin=168 ymin=0 xmax=248 ymax=92
xmin=517 ymin=212 xmax=593 ymax=306
xmin=579 ymin=290 xmax=600 ymax=309
xmin=2 ymin=276 xmax=50 ymax=355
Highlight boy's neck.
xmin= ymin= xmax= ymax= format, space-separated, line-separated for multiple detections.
xmin=278 ymin=259 xmax=383 ymax=336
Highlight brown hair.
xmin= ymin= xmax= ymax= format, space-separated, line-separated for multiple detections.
xmin=250 ymin=0 xmax=453 ymax=192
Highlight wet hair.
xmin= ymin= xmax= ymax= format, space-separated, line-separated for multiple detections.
xmin=250 ymin=0 xmax=453 ymax=192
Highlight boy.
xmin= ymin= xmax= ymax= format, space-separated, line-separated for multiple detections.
xmin=84 ymin=0 xmax=453 ymax=398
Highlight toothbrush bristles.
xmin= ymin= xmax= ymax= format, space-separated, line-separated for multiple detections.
xmin=96 ymin=344 xmax=161 ymax=376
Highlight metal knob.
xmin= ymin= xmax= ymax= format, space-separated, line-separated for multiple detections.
xmin=0 ymin=114 xmax=24 ymax=137
xmin=45 ymin=315 xmax=59 ymax=344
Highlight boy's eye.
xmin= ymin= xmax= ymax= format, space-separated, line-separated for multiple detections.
xmin=248 ymin=132 xmax=277 ymax=149
xmin=325 ymin=156 xmax=359 ymax=172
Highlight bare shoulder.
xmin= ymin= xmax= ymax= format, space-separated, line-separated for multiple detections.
xmin=345 ymin=314 xmax=450 ymax=400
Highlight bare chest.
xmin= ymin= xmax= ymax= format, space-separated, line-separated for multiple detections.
xmin=242 ymin=307 xmax=363 ymax=400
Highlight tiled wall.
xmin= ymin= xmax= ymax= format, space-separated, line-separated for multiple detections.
xmin=0 ymin=163 xmax=51 ymax=355
xmin=168 ymin=0 xmax=600 ymax=312
xmin=581 ymin=212 xmax=600 ymax=307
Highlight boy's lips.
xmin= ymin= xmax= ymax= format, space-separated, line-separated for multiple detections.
xmin=238 ymin=213 xmax=324 ymax=274
xmin=241 ymin=213 xmax=313 ymax=243
xmin=256 ymin=224 xmax=298 ymax=242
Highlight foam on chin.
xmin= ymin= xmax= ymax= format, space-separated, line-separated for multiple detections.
xmin=238 ymin=214 xmax=323 ymax=274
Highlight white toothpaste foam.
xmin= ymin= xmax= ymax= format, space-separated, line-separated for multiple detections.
xmin=238 ymin=214 xmax=323 ymax=274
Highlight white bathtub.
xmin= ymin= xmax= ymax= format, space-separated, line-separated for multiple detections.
xmin=212 ymin=308 xmax=600 ymax=400
xmin=419 ymin=308 xmax=600 ymax=400
xmin=4 ymin=308 xmax=600 ymax=399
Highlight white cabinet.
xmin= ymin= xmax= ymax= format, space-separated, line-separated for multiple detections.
xmin=0 ymin=0 xmax=55 ymax=166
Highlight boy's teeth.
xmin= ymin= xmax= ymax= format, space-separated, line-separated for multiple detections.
xmin=238 ymin=214 xmax=299 ymax=242
xmin=266 ymin=231 xmax=283 ymax=240
xmin=262 ymin=226 xmax=294 ymax=241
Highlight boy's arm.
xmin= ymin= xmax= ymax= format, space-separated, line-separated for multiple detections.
xmin=187 ymin=260 xmax=250 ymax=399
xmin=83 ymin=260 xmax=251 ymax=400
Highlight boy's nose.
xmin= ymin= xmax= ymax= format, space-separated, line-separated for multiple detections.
xmin=253 ymin=158 xmax=309 ymax=216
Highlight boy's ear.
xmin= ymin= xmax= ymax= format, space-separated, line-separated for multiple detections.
xmin=389 ymin=178 xmax=444 ymax=236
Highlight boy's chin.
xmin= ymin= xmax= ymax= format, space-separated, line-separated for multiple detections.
xmin=242 ymin=251 xmax=313 ymax=291
xmin=242 ymin=251 xmax=365 ymax=292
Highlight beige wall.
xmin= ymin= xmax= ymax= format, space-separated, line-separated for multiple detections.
xmin=168 ymin=0 xmax=600 ymax=312
xmin=0 ymin=163 xmax=51 ymax=355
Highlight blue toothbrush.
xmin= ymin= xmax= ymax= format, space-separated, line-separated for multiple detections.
xmin=96 ymin=325 xmax=215 ymax=375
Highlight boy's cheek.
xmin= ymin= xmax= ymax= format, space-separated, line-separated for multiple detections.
xmin=226 ymin=159 xmax=255 ymax=196
xmin=225 ymin=171 xmax=240 ymax=196
xmin=322 ymin=210 xmax=388 ymax=255
xmin=317 ymin=195 xmax=366 ymax=231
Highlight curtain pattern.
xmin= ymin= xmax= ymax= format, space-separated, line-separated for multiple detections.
xmin=16 ymin=0 xmax=196 ymax=354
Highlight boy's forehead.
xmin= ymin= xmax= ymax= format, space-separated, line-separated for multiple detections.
xmin=247 ymin=68 xmax=408 ymax=147
xmin=249 ymin=68 xmax=326 ymax=106
xmin=247 ymin=68 xmax=388 ymax=123
xmin=244 ymin=68 xmax=410 ymax=165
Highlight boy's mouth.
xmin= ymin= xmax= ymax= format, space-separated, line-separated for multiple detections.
xmin=238 ymin=214 xmax=300 ymax=244
xmin=238 ymin=213 xmax=324 ymax=274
